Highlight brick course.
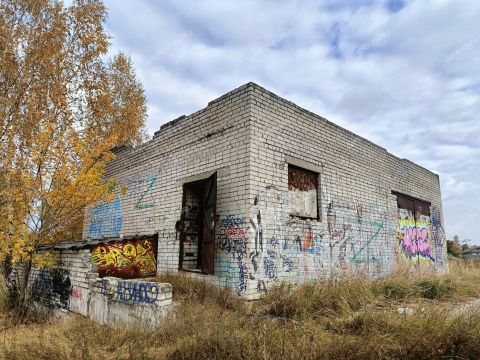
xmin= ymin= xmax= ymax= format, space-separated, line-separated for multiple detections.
xmin=49 ymin=82 xmax=444 ymax=301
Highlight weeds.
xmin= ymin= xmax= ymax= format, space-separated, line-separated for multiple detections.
xmin=257 ymin=278 xmax=375 ymax=319
xmin=1 ymin=259 xmax=480 ymax=359
xmin=152 ymin=272 xmax=244 ymax=312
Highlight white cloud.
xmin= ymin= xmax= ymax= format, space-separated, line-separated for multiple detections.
xmin=103 ymin=0 xmax=480 ymax=244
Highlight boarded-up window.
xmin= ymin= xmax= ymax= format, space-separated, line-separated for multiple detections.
xmin=288 ymin=165 xmax=318 ymax=218
xmin=396 ymin=194 xmax=433 ymax=263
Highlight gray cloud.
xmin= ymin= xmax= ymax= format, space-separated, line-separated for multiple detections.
xmin=104 ymin=0 xmax=480 ymax=244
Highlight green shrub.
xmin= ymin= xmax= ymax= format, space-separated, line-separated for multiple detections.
xmin=380 ymin=283 xmax=411 ymax=300
xmin=415 ymin=279 xmax=454 ymax=300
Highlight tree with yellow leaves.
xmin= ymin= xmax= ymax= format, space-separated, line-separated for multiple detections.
xmin=0 ymin=0 xmax=147 ymax=313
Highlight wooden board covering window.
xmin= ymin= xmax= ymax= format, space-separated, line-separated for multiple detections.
xmin=288 ymin=165 xmax=318 ymax=219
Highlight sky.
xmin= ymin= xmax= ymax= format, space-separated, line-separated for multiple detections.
xmin=103 ymin=0 xmax=480 ymax=245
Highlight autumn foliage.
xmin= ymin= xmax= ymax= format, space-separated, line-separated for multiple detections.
xmin=0 ymin=0 xmax=147 ymax=309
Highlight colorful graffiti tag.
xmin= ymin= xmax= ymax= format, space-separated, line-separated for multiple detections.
xmin=91 ymin=239 xmax=157 ymax=278
xmin=397 ymin=208 xmax=434 ymax=263
xmin=216 ymin=210 xmax=248 ymax=294
xmin=247 ymin=185 xmax=398 ymax=291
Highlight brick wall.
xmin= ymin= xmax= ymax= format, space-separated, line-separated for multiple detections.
xmin=82 ymin=84 xmax=253 ymax=291
xmin=30 ymin=247 xmax=172 ymax=326
xmin=241 ymin=83 xmax=446 ymax=298
xmin=78 ymin=82 xmax=446 ymax=301
xmin=31 ymin=249 xmax=93 ymax=315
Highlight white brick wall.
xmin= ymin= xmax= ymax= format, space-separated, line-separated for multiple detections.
xmin=82 ymin=83 xmax=253 ymax=293
xmin=76 ymin=82 xmax=446 ymax=300
xmin=244 ymin=84 xmax=446 ymax=298
xmin=31 ymin=248 xmax=173 ymax=325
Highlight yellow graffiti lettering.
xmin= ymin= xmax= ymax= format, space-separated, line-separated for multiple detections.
xmin=90 ymin=239 xmax=157 ymax=277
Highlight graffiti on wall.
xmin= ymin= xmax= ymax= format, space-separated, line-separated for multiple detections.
xmin=116 ymin=281 xmax=160 ymax=304
xmin=397 ymin=204 xmax=435 ymax=263
xmin=212 ymin=185 xmax=447 ymax=295
xmin=87 ymin=173 xmax=158 ymax=238
xmin=350 ymin=219 xmax=384 ymax=264
xmin=96 ymin=278 xmax=163 ymax=305
xmin=431 ymin=206 xmax=446 ymax=267
xmin=71 ymin=287 xmax=84 ymax=302
xmin=216 ymin=208 xmax=248 ymax=293
xmin=211 ymin=187 xmax=443 ymax=295
xmin=91 ymin=238 xmax=157 ymax=278
xmin=216 ymin=257 xmax=237 ymax=289
xmin=88 ymin=196 xmax=123 ymax=238
xmin=237 ymin=252 xmax=248 ymax=293
xmin=99 ymin=278 xmax=109 ymax=295
xmin=31 ymin=269 xmax=72 ymax=309
xmin=127 ymin=174 xmax=158 ymax=210
xmin=217 ymin=213 xmax=248 ymax=255
xmin=245 ymin=185 xmax=398 ymax=292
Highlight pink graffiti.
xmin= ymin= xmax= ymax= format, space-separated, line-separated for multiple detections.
xmin=401 ymin=226 xmax=434 ymax=261
xmin=71 ymin=288 xmax=83 ymax=301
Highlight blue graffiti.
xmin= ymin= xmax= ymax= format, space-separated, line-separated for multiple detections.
xmin=88 ymin=196 xmax=122 ymax=238
xmin=263 ymin=257 xmax=277 ymax=280
xmin=31 ymin=269 xmax=71 ymax=309
xmin=350 ymin=221 xmax=383 ymax=264
xmin=236 ymin=253 xmax=247 ymax=293
xmin=431 ymin=208 xmax=443 ymax=246
xmin=116 ymin=281 xmax=159 ymax=304
xmin=217 ymin=215 xmax=247 ymax=229
xmin=267 ymin=250 xmax=276 ymax=258
xmin=217 ymin=258 xmax=238 ymax=289
xmin=431 ymin=207 xmax=445 ymax=266
xmin=267 ymin=237 xmax=279 ymax=247
xmin=216 ymin=255 xmax=247 ymax=294
xmin=281 ymin=255 xmax=295 ymax=272
xmin=99 ymin=278 xmax=108 ymax=296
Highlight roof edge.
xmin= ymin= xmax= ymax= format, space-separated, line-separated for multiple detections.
xmin=39 ymin=234 xmax=158 ymax=251
xmin=246 ymin=82 xmax=438 ymax=178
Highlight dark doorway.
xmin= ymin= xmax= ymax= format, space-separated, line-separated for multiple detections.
xmin=179 ymin=172 xmax=217 ymax=274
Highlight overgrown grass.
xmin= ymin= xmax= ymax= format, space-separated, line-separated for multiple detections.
xmin=152 ymin=272 xmax=244 ymax=312
xmin=2 ymin=258 xmax=480 ymax=359
xmin=256 ymin=278 xmax=375 ymax=319
xmin=0 ymin=275 xmax=52 ymax=327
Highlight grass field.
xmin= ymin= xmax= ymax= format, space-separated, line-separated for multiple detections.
xmin=1 ymin=258 xmax=480 ymax=360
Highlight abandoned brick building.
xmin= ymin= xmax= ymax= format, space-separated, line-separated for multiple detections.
xmin=35 ymin=82 xmax=446 ymax=322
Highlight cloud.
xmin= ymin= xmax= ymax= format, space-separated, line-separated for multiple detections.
xmin=103 ymin=0 xmax=480 ymax=244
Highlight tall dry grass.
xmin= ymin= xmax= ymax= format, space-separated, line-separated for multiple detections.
xmin=1 ymin=258 xmax=480 ymax=360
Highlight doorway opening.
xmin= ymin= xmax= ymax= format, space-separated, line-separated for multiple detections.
xmin=179 ymin=172 xmax=217 ymax=274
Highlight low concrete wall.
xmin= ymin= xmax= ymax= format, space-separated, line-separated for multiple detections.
xmin=88 ymin=277 xmax=172 ymax=327
xmin=29 ymin=248 xmax=173 ymax=327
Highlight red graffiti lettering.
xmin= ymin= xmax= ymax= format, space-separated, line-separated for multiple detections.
xmin=71 ymin=288 xmax=83 ymax=301
xmin=225 ymin=228 xmax=245 ymax=236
